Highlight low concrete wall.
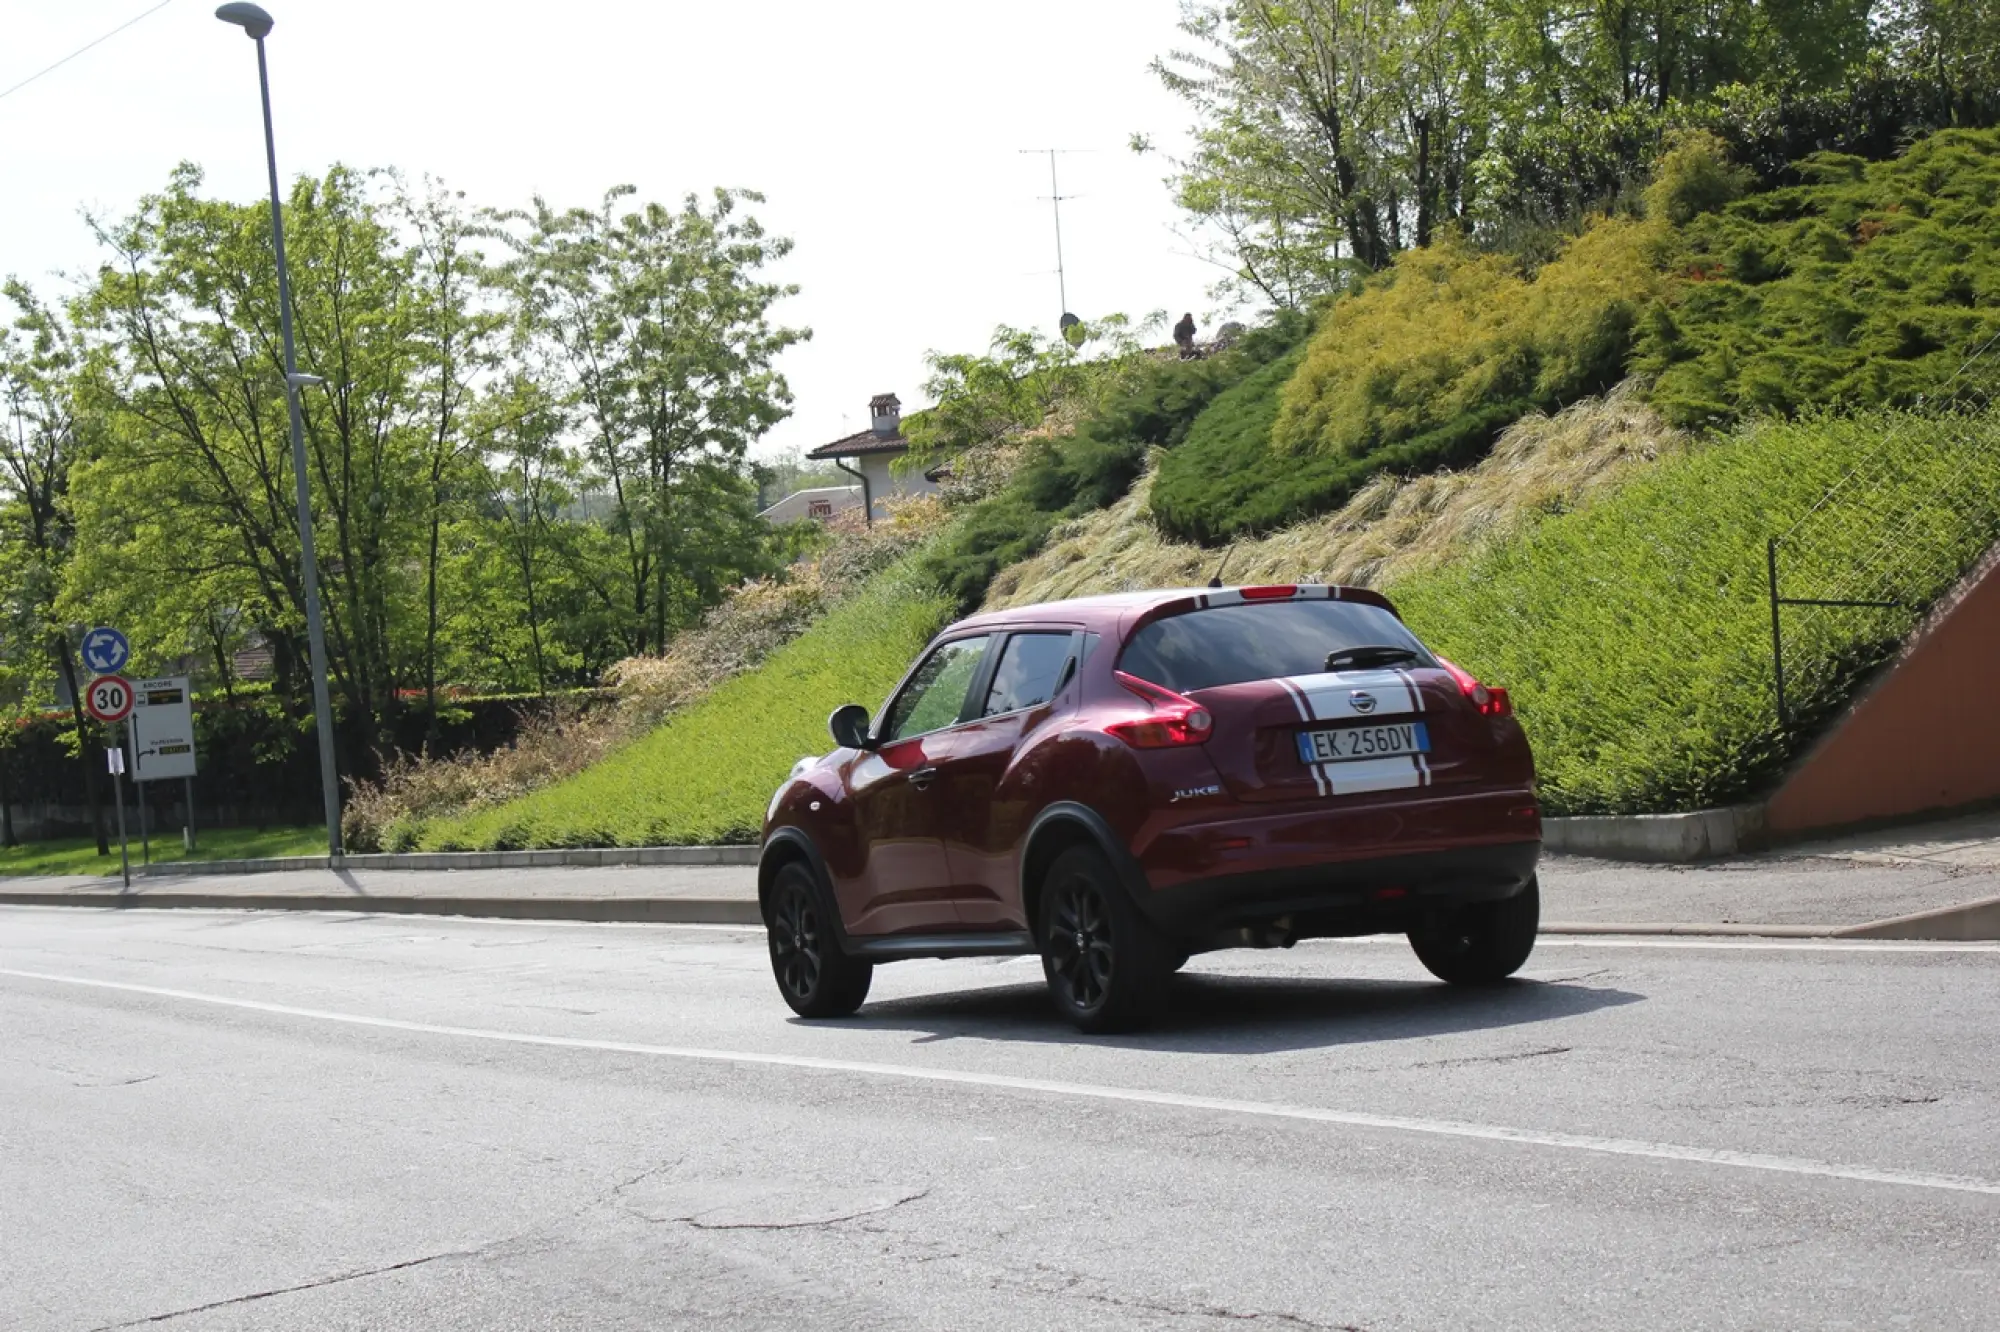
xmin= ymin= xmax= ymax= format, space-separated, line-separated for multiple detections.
xmin=1544 ymin=807 xmax=1762 ymax=862
xmin=1766 ymin=545 xmax=2000 ymax=838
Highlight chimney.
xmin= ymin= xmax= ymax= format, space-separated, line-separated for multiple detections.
xmin=869 ymin=392 xmax=902 ymax=438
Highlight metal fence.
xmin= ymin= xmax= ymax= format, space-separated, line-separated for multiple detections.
xmin=1766 ymin=335 xmax=2000 ymax=730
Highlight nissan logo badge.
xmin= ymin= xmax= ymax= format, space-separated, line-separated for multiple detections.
xmin=1350 ymin=690 xmax=1377 ymax=714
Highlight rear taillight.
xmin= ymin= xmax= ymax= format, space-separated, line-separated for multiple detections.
xmin=1439 ymin=658 xmax=1512 ymax=717
xmin=1107 ymin=671 xmax=1214 ymax=748
xmin=1238 ymin=584 xmax=1297 ymax=601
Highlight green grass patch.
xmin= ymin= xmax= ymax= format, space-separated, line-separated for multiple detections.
xmin=0 ymin=826 xmax=326 ymax=876
xmin=1387 ymin=408 xmax=2000 ymax=815
xmin=415 ymin=561 xmax=951 ymax=849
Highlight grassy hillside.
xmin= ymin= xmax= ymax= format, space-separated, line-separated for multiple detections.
xmin=920 ymin=315 xmax=1310 ymax=611
xmin=1390 ymin=408 xmax=2000 ymax=814
xmin=413 ymin=561 xmax=950 ymax=850
xmin=345 ymin=504 xmax=947 ymax=851
xmin=989 ymin=383 xmax=1685 ymax=607
xmin=1153 ymin=220 xmax=1668 ymax=542
xmin=1152 ymin=128 xmax=2000 ymax=545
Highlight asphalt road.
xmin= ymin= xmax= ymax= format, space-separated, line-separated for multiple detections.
xmin=4 ymin=907 xmax=1997 ymax=1331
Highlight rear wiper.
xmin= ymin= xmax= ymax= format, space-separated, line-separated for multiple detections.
xmin=1324 ymin=645 xmax=1418 ymax=671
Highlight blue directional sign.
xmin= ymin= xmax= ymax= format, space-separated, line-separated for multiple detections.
xmin=82 ymin=626 xmax=131 ymax=676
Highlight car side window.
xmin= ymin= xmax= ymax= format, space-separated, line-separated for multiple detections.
xmin=982 ymin=633 xmax=1075 ymax=717
xmin=880 ymin=636 xmax=991 ymax=742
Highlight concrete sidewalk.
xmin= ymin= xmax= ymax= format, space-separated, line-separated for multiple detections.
xmin=7 ymin=830 xmax=2000 ymax=937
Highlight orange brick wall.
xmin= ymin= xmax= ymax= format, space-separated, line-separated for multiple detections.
xmin=1766 ymin=550 xmax=2000 ymax=836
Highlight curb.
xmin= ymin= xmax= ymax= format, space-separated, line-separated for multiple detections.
xmin=1838 ymin=893 xmax=2000 ymax=941
xmin=1543 ymin=806 xmax=1765 ymax=863
xmin=129 ymin=845 xmax=761 ymax=876
xmin=6 ymin=892 xmax=1996 ymax=940
xmin=1538 ymin=921 xmax=1837 ymax=938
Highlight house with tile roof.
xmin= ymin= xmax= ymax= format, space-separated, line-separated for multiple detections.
xmin=802 ymin=393 xmax=939 ymax=523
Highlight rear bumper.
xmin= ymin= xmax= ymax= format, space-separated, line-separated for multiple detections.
xmin=1124 ymin=789 xmax=1542 ymax=941
xmin=1136 ymin=839 xmax=1540 ymax=942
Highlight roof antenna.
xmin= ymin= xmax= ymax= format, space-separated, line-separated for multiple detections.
xmin=1206 ymin=542 xmax=1238 ymax=589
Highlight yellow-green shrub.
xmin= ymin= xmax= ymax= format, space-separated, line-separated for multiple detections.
xmin=1272 ymin=218 xmax=1672 ymax=460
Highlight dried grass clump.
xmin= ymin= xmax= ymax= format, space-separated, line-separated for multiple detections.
xmin=343 ymin=499 xmax=952 ymax=851
xmin=986 ymin=380 xmax=1684 ymax=609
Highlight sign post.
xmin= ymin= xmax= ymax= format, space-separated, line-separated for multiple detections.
xmin=106 ymin=738 xmax=130 ymax=890
xmin=85 ymin=668 xmax=136 ymax=889
xmin=135 ymin=724 xmax=149 ymax=867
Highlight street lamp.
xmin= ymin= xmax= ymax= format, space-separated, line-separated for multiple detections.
xmin=215 ymin=2 xmax=343 ymax=860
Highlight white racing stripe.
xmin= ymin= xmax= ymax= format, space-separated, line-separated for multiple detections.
xmin=1283 ymin=667 xmax=1428 ymax=794
xmin=1276 ymin=677 xmax=1329 ymax=797
xmin=4 ymin=966 xmax=1997 ymax=1199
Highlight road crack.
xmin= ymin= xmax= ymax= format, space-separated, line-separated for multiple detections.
xmin=658 ymin=1186 xmax=932 ymax=1231
xmin=1413 ymin=1044 xmax=1572 ymax=1069
xmin=87 ymin=1156 xmax=691 ymax=1328
xmin=1008 ymin=1262 xmax=1368 ymax=1329
xmin=85 ymin=1249 xmax=475 ymax=1329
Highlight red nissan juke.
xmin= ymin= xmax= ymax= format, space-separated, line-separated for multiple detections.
xmin=758 ymin=584 xmax=1542 ymax=1031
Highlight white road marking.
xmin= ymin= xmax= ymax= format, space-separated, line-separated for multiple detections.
xmin=5 ymin=965 xmax=1998 ymax=1199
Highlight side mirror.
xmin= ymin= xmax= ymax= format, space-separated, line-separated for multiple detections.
xmin=828 ymin=703 xmax=874 ymax=751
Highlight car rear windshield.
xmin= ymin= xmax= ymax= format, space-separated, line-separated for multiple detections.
xmin=1118 ymin=600 xmax=1435 ymax=693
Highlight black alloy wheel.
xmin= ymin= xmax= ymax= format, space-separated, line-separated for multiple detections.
xmin=1407 ymin=874 xmax=1540 ymax=985
xmin=1046 ymin=876 xmax=1114 ymax=1012
xmin=767 ymin=862 xmax=872 ymax=1018
xmin=1037 ymin=845 xmax=1174 ymax=1033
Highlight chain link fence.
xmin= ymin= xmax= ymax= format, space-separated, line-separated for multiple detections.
xmin=1766 ymin=335 xmax=2000 ymax=732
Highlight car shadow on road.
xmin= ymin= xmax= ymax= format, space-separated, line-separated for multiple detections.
xmin=846 ymin=972 xmax=1643 ymax=1055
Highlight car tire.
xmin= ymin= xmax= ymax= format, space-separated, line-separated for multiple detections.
xmin=1038 ymin=845 xmax=1175 ymax=1033
xmin=766 ymin=861 xmax=872 ymax=1019
xmin=1408 ymin=875 xmax=1540 ymax=985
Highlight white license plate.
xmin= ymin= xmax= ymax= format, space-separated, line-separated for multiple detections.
xmin=1296 ymin=721 xmax=1430 ymax=764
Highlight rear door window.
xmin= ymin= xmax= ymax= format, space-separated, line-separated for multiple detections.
xmin=1119 ymin=601 xmax=1433 ymax=692
xmin=880 ymin=636 xmax=992 ymax=741
xmin=981 ymin=633 xmax=1075 ymax=717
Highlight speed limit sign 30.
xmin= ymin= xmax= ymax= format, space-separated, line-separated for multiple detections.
xmin=85 ymin=675 xmax=136 ymax=724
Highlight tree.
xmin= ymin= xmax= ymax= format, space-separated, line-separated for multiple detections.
xmin=492 ymin=187 xmax=808 ymax=654
xmin=1151 ymin=0 xmax=1945 ymax=299
xmin=0 ymin=282 xmax=108 ymax=853
xmin=1153 ymin=0 xmax=1405 ymax=301
xmin=397 ymin=177 xmax=504 ymax=748
xmin=902 ymin=317 xmax=1147 ymax=497
xmin=477 ymin=375 xmax=577 ymax=697
xmin=73 ymin=165 xmax=446 ymax=764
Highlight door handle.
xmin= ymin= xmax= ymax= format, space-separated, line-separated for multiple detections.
xmin=907 ymin=766 xmax=939 ymax=791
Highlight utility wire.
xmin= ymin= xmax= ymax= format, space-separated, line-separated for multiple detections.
xmin=0 ymin=0 xmax=176 ymax=105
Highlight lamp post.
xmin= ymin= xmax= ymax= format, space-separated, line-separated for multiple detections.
xmin=215 ymin=3 xmax=343 ymax=858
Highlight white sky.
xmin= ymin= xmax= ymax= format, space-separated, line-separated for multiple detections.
xmin=0 ymin=0 xmax=1225 ymax=458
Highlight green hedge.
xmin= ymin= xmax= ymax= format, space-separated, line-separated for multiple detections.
xmin=416 ymin=560 xmax=951 ymax=849
xmin=1387 ymin=408 xmax=2000 ymax=815
xmin=922 ymin=316 xmax=1309 ymax=610
xmin=1640 ymin=129 xmax=2000 ymax=429
xmin=1152 ymin=373 xmax=1530 ymax=544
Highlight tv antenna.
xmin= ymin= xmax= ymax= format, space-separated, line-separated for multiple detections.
xmin=1021 ymin=148 xmax=1089 ymax=333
